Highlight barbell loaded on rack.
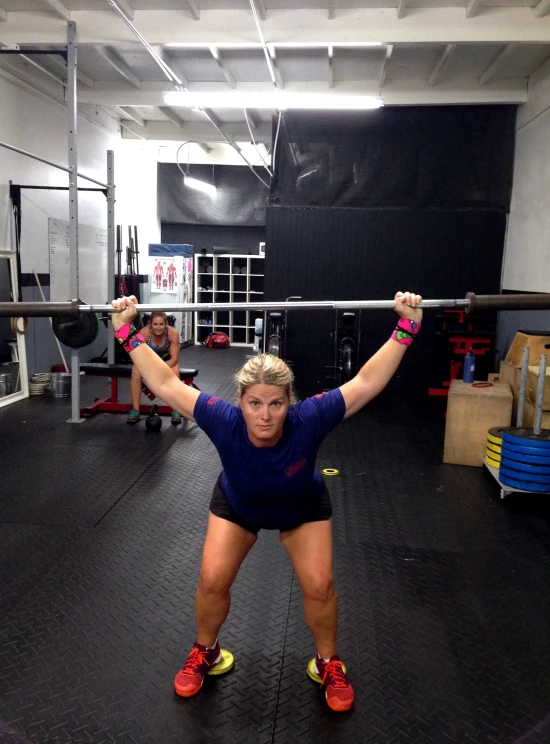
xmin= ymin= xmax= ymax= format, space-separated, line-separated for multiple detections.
xmin=1 ymin=292 xmax=550 ymax=349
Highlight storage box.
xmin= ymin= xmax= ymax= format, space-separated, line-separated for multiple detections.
xmin=499 ymin=360 xmax=522 ymax=420
xmin=526 ymin=365 xmax=550 ymax=410
xmin=444 ymin=379 xmax=513 ymax=467
xmin=522 ymin=399 xmax=550 ymax=429
xmin=505 ymin=332 xmax=550 ymax=367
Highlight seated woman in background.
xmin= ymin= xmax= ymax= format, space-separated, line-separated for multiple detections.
xmin=127 ymin=311 xmax=182 ymax=425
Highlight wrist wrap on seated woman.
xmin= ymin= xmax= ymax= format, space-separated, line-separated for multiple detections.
xmin=114 ymin=322 xmax=145 ymax=354
xmin=391 ymin=317 xmax=421 ymax=347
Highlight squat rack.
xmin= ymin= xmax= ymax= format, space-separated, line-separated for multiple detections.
xmin=0 ymin=22 xmax=116 ymax=423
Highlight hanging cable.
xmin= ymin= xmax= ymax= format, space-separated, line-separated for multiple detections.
xmin=105 ymin=0 xmax=187 ymax=91
xmin=201 ymin=110 xmax=271 ymax=189
xmin=244 ymin=108 xmax=273 ymax=177
xmin=271 ymin=111 xmax=282 ymax=175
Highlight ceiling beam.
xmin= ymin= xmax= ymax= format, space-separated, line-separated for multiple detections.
xmin=113 ymin=0 xmax=135 ymax=21
xmin=328 ymin=44 xmax=333 ymax=88
xmin=154 ymin=46 xmax=189 ymax=89
xmin=397 ymin=0 xmax=408 ymax=19
xmin=255 ymin=0 xmax=267 ymax=21
xmin=158 ymin=105 xmax=185 ymax=127
xmin=41 ymin=0 xmax=70 ymax=21
xmin=184 ymin=0 xmax=200 ymax=21
xmin=6 ymin=9 xmax=550 ymax=45
xmin=209 ymin=46 xmax=236 ymax=88
xmin=268 ymin=46 xmax=284 ymax=89
xmin=118 ymin=105 xmax=145 ymax=126
xmin=48 ymin=55 xmax=94 ymax=87
xmin=428 ymin=43 xmax=455 ymax=86
xmin=328 ymin=0 xmax=334 ymax=20
xmin=244 ymin=109 xmax=259 ymax=129
xmin=466 ymin=0 xmax=483 ymax=18
xmin=94 ymin=46 xmax=141 ymax=88
xmin=534 ymin=0 xmax=550 ymax=17
xmin=20 ymin=54 xmax=67 ymax=87
xmin=378 ymin=44 xmax=393 ymax=90
xmin=198 ymin=142 xmax=212 ymax=153
xmin=479 ymin=43 xmax=516 ymax=84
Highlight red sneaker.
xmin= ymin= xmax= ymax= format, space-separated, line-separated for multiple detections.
xmin=313 ymin=654 xmax=354 ymax=712
xmin=174 ymin=642 xmax=226 ymax=698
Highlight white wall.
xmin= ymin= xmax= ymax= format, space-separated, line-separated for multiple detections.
xmin=502 ymin=60 xmax=550 ymax=293
xmin=0 ymin=71 xmax=160 ymax=373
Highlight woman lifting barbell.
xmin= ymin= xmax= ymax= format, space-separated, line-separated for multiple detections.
xmin=127 ymin=311 xmax=182 ymax=425
xmin=111 ymin=291 xmax=423 ymax=712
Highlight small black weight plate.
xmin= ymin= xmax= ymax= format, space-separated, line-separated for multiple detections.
xmin=52 ymin=311 xmax=99 ymax=349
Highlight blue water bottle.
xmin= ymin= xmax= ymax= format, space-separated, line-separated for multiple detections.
xmin=463 ymin=348 xmax=475 ymax=383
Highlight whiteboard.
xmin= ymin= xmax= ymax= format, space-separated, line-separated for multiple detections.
xmin=48 ymin=218 xmax=108 ymax=304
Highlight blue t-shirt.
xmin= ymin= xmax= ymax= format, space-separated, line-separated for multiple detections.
xmin=194 ymin=388 xmax=346 ymax=527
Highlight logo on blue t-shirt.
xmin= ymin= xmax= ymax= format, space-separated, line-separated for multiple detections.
xmin=285 ymin=457 xmax=307 ymax=477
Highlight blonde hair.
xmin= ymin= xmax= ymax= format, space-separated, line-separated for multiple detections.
xmin=150 ymin=311 xmax=167 ymax=325
xmin=234 ymin=354 xmax=297 ymax=403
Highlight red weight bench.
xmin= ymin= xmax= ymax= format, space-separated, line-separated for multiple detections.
xmin=79 ymin=362 xmax=199 ymax=418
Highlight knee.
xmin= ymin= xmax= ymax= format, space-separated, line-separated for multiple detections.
xmin=198 ymin=566 xmax=232 ymax=596
xmin=302 ymin=574 xmax=335 ymax=604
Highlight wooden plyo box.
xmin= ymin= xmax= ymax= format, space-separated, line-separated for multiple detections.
xmin=526 ymin=365 xmax=550 ymax=410
xmin=499 ymin=360 xmax=522 ymax=420
xmin=444 ymin=380 xmax=513 ymax=467
xmin=522 ymin=400 xmax=550 ymax=429
xmin=505 ymin=332 xmax=550 ymax=367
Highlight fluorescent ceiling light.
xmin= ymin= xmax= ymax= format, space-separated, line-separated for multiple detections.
xmin=164 ymin=91 xmax=383 ymax=110
xmin=165 ymin=42 xmax=383 ymax=49
xmin=183 ymin=175 xmax=217 ymax=197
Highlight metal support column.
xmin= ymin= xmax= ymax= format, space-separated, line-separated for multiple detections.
xmin=67 ymin=21 xmax=83 ymax=423
xmin=107 ymin=150 xmax=115 ymax=364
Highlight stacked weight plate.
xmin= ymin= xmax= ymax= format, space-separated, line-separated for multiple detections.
xmin=499 ymin=428 xmax=550 ymax=492
xmin=485 ymin=427 xmax=504 ymax=468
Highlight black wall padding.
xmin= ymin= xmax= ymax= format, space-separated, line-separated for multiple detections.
xmin=271 ymin=107 xmax=516 ymax=210
xmin=265 ymin=207 xmax=505 ymax=397
xmin=157 ymin=163 xmax=269 ymax=226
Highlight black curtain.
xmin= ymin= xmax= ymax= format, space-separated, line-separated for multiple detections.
xmin=271 ymin=107 xmax=515 ymax=210
xmin=265 ymin=106 xmax=516 ymax=397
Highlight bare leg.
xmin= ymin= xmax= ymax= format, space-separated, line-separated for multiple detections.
xmin=130 ymin=366 xmax=142 ymax=411
xmin=280 ymin=519 xmax=337 ymax=659
xmin=196 ymin=512 xmax=256 ymax=647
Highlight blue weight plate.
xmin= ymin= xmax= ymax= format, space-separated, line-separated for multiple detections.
xmin=502 ymin=449 xmax=550 ymax=466
xmin=500 ymin=457 xmax=550 ymax=475
xmin=502 ymin=428 xmax=550 ymax=449
xmin=500 ymin=465 xmax=550 ymax=485
xmin=502 ymin=442 xmax=550 ymax=458
xmin=499 ymin=472 xmax=550 ymax=493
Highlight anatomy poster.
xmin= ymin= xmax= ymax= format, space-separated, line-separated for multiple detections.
xmin=152 ymin=258 xmax=178 ymax=294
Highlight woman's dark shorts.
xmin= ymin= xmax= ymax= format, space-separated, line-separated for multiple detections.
xmin=209 ymin=474 xmax=332 ymax=535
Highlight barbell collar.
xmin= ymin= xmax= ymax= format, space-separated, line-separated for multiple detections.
xmin=0 ymin=299 xmax=82 ymax=317
xmin=466 ymin=292 xmax=550 ymax=312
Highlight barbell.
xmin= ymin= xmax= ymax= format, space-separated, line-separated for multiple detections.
xmin=1 ymin=291 xmax=549 ymax=349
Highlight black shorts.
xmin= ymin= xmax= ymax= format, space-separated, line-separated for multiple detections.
xmin=209 ymin=474 xmax=332 ymax=535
